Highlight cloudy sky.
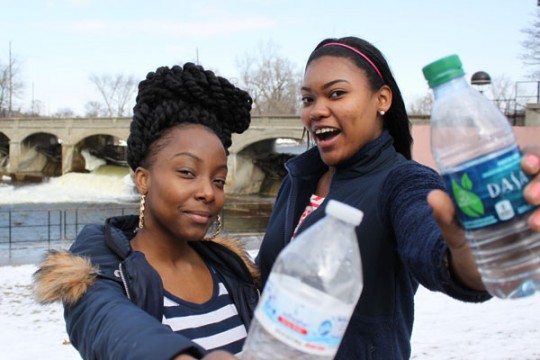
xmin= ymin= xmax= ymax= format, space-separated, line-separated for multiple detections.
xmin=1 ymin=0 xmax=537 ymax=115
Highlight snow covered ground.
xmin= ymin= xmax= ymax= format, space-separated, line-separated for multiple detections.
xmin=1 ymin=263 xmax=539 ymax=360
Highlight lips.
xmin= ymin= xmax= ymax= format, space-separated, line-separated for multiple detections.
xmin=313 ymin=127 xmax=341 ymax=145
xmin=186 ymin=211 xmax=213 ymax=224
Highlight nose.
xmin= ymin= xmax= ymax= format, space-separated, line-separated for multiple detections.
xmin=194 ymin=178 xmax=215 ymax=203
xmin=305 ymin=99 xmax=330 ymax=123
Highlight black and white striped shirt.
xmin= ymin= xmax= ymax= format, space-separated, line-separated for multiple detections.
xmin=162 ymin=267 xmax=247 ymax=355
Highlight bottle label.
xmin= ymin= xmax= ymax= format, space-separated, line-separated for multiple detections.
xmin=443 ymin=146 xmax=534 ymax=230
xmin=254 ymin=273 xmax=354 ymax=356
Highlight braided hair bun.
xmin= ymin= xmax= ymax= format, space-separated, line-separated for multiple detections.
xmin=127 ymin=63 xmax=252 ymax=170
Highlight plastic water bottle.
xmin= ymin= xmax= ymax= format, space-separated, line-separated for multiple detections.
xmin=422 ymin=54 xmax=540 ymax=299
xmin=242 ymin=200 xmax=364 ymax=359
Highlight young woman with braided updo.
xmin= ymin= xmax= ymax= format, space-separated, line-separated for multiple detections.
xmin=34 ymin=63 xmax=258 ymax=360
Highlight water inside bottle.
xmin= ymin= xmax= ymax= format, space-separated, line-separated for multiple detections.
xmin=466 ymin=216 xmax=540 ymax=298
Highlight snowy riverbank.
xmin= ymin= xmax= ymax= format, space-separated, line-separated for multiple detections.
xmin=1 ymin=264 xmax=539 ymax=359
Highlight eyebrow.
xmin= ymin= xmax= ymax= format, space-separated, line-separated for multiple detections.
xmin=172 ymin=152 xmax=200 ymax=161
xmin=301 ymin=79 xmax=350 ymax=92
xmin=172 ymin=152 xmax=228 ymax=170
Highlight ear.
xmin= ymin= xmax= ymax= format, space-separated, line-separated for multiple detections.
xmin=133 ymin=167 xmax=149 ymax=195
xmin=377 ymin=85 xmax=393 ymax=113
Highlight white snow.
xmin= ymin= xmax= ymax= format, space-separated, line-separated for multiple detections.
xmin=1 ymin=264 xmax=538 ymax=359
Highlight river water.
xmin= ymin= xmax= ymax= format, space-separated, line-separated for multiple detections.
xmin=0 ymin=173 xmax=275 ymax=264
xmin=0 ymin=141 xmax=309 ymax=265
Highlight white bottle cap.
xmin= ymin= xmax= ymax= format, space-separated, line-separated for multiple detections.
xmin=325 ymin=199 xmax=364 ymax=226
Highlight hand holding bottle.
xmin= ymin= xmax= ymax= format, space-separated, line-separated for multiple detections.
xmin=423 ymin=54 xmax=540 ymax=298
xmin=522 ymin=147 xmax=540 ymax=230
xmin=242 ymin=200 xmax=364 ymax=359
xmin=427 ymin=147 xmax=540 ymax=293
xmin=427 ymin=188 xmax=485 ymax=291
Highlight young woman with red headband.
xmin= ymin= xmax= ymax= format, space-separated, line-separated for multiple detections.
xmin=257 ymin=36 xmax=540 ymax=359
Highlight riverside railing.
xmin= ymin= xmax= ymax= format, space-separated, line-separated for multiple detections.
xmin=0 ymin=206 xmax=138 ymax=244
xmin=0 ymin=203 xmax=271 ymax=245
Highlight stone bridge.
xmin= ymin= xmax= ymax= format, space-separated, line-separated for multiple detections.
xmin=4 ymin=113 xmax=539 ymax=194
xmin=0 ymin=115 xmax=305 ymax=194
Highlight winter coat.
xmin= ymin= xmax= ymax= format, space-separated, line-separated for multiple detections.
xmin=257 ymin=131 xmax=491 ymax=360
xmin=34 ymin=215 xmax=260 ymax=360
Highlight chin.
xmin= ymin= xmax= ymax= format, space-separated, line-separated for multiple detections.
xmin=319 ymin=152 xmax=342 ymax=167
xmin=182 ymin=231 xmax=208 ymax=242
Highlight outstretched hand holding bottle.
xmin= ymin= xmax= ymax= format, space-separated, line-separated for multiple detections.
xmin=428 ymin=147 xmax=540 ymax=292
xmin=423 ymin=55 xmax=540 ymax=298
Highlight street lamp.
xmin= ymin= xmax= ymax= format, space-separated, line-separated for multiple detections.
xmin=471 ymin=71 xmax=491 ymax=95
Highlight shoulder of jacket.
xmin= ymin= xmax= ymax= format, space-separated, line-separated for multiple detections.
xmin=33 ymin=249 xmax=100 ymax=306
xmin=70 ymin=223 xmax=108 ymax=254
xmin=386 ymin=160 xmax=442 ymax=186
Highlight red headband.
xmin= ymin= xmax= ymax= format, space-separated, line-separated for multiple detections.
xmin=323 ymin=42 xmax=384 ymax=81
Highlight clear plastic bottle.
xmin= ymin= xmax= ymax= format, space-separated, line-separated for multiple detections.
xmin=422 ymin=54 xmax=540 ymax=299
xmin=241 ymin=200 xmax=364 ymax=359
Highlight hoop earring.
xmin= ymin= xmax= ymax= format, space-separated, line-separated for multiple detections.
xmin=204 ymin=215 xmax=222 ymax=240
xmin=379 ymin=110 xmax=385 ymax=116
xmin=138 ymin=194 xmax=146 ymax=230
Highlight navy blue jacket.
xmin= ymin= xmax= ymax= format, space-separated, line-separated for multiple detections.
xmin=66 ymin=215 xmax=260 ymax=360
xmin=257 ymin=131 xmax=491 ymax=359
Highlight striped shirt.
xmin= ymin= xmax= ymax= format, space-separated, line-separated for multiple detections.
xmin=162 ymin=268 xmax=247 ymax=355
xmin=292 ymin=194 xmax=325 ymax=238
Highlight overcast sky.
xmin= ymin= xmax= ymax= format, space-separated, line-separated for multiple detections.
xmin=1 ymin=0 xmax=537 ymax=116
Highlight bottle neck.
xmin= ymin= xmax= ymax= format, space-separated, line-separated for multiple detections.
xmin=431 ymin=75 xmax=469 ymax=100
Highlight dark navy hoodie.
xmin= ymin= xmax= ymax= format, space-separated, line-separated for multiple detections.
xmin=257 ymin=131 xmax=490 ymax=359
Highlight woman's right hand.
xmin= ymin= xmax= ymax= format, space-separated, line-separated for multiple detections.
xmin=521 ymin=145 xmax=540 ymax=230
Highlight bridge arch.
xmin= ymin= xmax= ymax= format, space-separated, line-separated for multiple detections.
xmin=18 ymin=132 xmax=61 ymax=176
xmin=230 ymin=129 xmax=304 ymax=154
xmin=0 ymin=132 xmax=9 ymax=172
xmin=227 ymin=131 xmax=305 ymax=195
xmin=69 ymin=129 xmax=128 ymax=147
xmin=70 ymin=134 xmax=127 ymax=172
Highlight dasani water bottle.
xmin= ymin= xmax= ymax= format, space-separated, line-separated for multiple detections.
xmin=242 ymin=199 xmax=364 ymax=359
xmin=422 ymin=54 xmax=540 ymax=299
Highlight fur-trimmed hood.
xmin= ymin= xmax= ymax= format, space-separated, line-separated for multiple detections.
xmin=33 ymin=236 xmax=260 ymax=306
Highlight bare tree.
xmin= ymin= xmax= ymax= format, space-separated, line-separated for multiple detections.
xmin=237 ymin=41 xmax=302 ymax=115
xmin=520 ymin=9 xmax=540 ymax=80
xmin=0 ymin=65 xmax=8 ymax=117
xmin=0 ymin=43 xmax=24 ymax=117
xmin=486 ymin=74 xmax=517 ymax=116
xmin=53 ymin=107 xmax=76 ymax=118
xmin=88 ymin=74 xmax=137 ymax=117
xmin=407 ymin=93 xmax=433 ymax=116
xmin=84 ymin=100 xmax=105 ymax=118
xmin=29 ymin=99 xmax=44 ymax=117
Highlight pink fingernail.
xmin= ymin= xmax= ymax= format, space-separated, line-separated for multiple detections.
xmin=529 ymin=182 xmax=540 ymax=201
xmin=530 ymin=212 xmax=540 ymax=230
xmin=525 ymin=154 xmax=540 ymax=169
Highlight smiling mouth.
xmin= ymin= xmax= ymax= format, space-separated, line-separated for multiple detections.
xmin=314 ymin=127 xmax=341 ymax=142
xmin=186 ymin=212 xmax=212 ymax=224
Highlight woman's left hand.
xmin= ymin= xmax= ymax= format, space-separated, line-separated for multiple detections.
xmin=427 ymin=189 xmax=485 ymax=291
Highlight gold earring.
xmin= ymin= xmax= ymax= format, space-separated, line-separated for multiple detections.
xmin=138 ymin=194 xmax=146 ymax=230
xmin=204 ymin=215 xmax=222 ymax=240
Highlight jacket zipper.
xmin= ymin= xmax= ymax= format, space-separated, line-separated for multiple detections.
xmin=118 ymin=262 xmax=131 ymax=300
